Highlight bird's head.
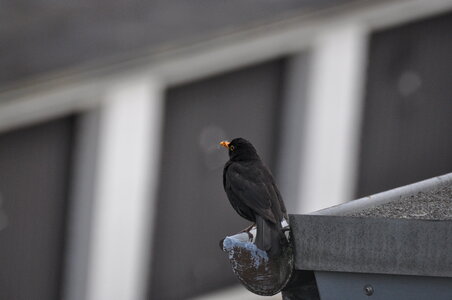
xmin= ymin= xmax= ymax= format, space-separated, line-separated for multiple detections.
xmin=220 ymin=138 xmax=260 ymax=161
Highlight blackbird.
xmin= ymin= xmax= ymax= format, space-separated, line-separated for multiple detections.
xmin=220 ymin=138 xmax=288 ymax=255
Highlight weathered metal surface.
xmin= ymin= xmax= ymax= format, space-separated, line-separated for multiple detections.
xmin=291 ymin=215 xmax=452 ymax=277
xmin=281 ymin=270 xmax=320 ymax=300
xmin=222 ymin=226 xmax=293 ymax=296
xmin=315 ymin=271 xmax=452 ymax=300
xmin=222 ymin=224 xmax=323 ymax=299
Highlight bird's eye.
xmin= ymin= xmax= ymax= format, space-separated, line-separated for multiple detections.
xmin=229 ymin=145 xmax=235 ymax=151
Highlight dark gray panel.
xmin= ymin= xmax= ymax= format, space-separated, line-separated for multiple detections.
xmin=290 ymin=214 xmax=452 ymax=277
xmin=149 ymin=59 xmax=285 ymax=299
xmin=0 ymin=117 xmax=75 ymax=300
xmin=0 ymin=0 xmax=361 ymax=87
xmin=357 ymin=12 xmax=452 ymax=197
xmin=315 ymin=271 xmax=452 ymax=300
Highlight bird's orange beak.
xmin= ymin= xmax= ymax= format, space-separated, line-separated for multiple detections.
xmin=220 ymin=141 xmax=230 ymax=149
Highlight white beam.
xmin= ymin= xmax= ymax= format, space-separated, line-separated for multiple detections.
xmin=297 ymin=23 xmax=367 ymax=213
xmin=86 ymin=78 xmax=163 ymax=300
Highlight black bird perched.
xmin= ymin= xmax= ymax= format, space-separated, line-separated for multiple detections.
xmin=220 ymin=138 xmax=288 ymax=256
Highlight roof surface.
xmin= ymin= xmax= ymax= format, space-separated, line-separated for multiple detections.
xmin=0 ymin=0 xmax=362 ymax=87
xmin=347 ymin=184 xmax=452 ymax=220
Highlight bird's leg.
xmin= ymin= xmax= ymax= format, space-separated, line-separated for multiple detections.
xmin=241 ymin=223 xmax=255 ymax=233
xmin=282 ymin=226 xmax=291 ymax=233
xmin=240 ymin=223 xmax=256 ymax=241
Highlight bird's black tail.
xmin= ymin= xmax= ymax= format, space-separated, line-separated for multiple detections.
xmin=255 ymin=215 xmax=286 ymax=256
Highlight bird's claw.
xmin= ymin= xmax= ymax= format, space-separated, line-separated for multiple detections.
xmin=246 ymin=231 xmax=254 ymax=241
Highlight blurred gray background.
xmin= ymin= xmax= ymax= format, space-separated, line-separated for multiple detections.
xmin=0 ymin=1 xmax=451 ymax=300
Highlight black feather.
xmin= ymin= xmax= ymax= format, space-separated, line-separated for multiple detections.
xmin=222 ymin=138 xmax=287 ymax=255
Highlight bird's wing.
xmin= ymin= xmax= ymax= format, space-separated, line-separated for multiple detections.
xmin=225 ymin=162 xmax=279 ymax=224
xmin=273 ymin=181 xmax=288 ymax=218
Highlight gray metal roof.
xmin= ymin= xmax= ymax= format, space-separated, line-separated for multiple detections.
xmin=0 ymin=0 xmax=363 ymax=87
xmin=290 ymin=173 xmax=452 ymax=277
